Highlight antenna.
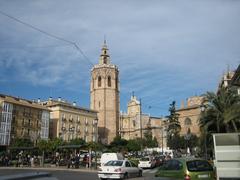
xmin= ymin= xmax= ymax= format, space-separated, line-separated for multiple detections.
xmin=104 ymin=35 xmax=106 ymax=45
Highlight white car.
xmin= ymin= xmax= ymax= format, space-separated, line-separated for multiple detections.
xmin=98 ymin=160 xmax=142 ymax=179
xmin=138 ymin=157 xmax=156 ymax=169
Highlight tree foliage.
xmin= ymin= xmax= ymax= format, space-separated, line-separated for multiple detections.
xmin=68 ymin=138 xmax=86 ymax=146
xmin=166 ymin=101 xmax=181 ymax=150
xmin=199 ymin=87 xmax=240 ymax=133
xmin=127 ymin=138 xmax=142 ymax=152
xmin=199 ymin=86 xmax=240 ymax=158
xmin=143 ymin=129 xmax=158 ymax=148
xmin=10 ymin=138 xmax=33 ymax=147
xmin=109 ymin=136 xmax=128 ymax=152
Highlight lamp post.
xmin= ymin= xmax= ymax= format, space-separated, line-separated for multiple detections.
xmin=200 ymin=105 xmax=207 ymax=160
xmin=184 ymin=130 xmax=191 ymax=156
xmin=161 ymin=127 xmax=164 ymax=155
xmin=139 ymin=98 xmax=143 ymax=151
xmin=89 ymin=118 xmax=98 ymax=169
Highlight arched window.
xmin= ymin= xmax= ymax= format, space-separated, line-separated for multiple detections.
xmin=103 ymin=57 xmax=107 ymax=64
xmin=184 ymin=117 xmax=192 ymax=125
xmin=108 ymin=76 xmax=111 ymax=87
xmin=98 ymin=76 xmax=101 ymax=87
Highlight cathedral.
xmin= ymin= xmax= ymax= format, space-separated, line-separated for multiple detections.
xmin=90 ymin=41 xmax=120 ymax=144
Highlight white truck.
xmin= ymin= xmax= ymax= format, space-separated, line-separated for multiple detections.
xmin=100 ymin=153 xmax=124 ymax=166
xmin=212 ymin=133 xmax=240 ymax=180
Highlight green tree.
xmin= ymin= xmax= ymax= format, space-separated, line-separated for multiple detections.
xmin=109 ymin=136 xmax=128 ymax=152
xmin=49 ymin=138 xmax=64 ymax=152
xmin=200 ymin=87 xmax=240 ymax=133
xmin=127 ymin=138 xmax=141 ymax=152
xmin=166 ymin=101 xmax=181 ymax=150
xmin=143 ymin=129 xmax=158 ymax=148
xmin=10 ymin=138 xmax=33 ymax=147
xmin=199 ymin=86 xmax=240 ymax=158
xmin=68 ymin=138 xmax=86 ymax=146
xmin=37 ymin=139 xmax=49 ymax=166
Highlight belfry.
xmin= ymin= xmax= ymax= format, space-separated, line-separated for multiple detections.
xmin=90 ymin=41 xmax=120 ymax=144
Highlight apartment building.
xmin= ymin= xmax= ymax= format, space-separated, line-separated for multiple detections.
xmin=0 ymin=94 xmax=50 ymax=148
xmin=42 ymin=98 xmax=98 ymax=143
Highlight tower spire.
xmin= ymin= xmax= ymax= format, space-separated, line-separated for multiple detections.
xmin=104 ymin=35 xmax=106 ymax=45
xmin=99 ymin=38 xmax=110 ymax=64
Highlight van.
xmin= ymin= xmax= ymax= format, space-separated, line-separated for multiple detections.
xmin=100 ymin=153 xmax=124 ymax=166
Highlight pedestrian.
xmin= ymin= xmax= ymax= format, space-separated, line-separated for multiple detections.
xmin=75 ymin=154 xmax=80 ymax=168
xmin=30 ymin=156 xmax=34 ymax=167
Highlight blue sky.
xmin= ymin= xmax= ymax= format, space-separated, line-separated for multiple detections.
xmin=0 ymin=0 xmax=239 ymax=117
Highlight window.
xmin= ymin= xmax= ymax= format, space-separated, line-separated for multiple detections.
xmin=164 ymin=160 xmax=182 ymax=170
xmin=108 ymin=76 xmax=111 ymax=87
xmin=98 ymin=76 xmax=101 ymax=87
xmin=125 ymin=161 xmax=131 ymax=167
xmin=99 ymin=101 xmax=101 ymax=108
xmin=187 ymin=160 xmax=213 ymax=172
xmin=116 ymin=77 xmax=118 ymax=89
xmin=184 ymin=118 xmax=192 ymax=125
xmin=103 ymin=57 xmax=107 ymax=64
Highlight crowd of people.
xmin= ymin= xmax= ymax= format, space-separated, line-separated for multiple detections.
xmin=0 ymin=151 xmax=94 ymax=169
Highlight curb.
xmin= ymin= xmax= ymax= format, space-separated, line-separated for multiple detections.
xmin=0 ymin=167 xmax=98 ymax=173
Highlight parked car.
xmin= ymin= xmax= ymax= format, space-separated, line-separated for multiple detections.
xmin=155 ymin=158 xmax=216 ymax=180
xmin=98 ymin=160 xmax=142 ymax=179
xmin=138 ymin=156 xmax=156 ymax=169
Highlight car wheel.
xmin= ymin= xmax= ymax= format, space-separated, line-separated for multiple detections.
xmin=123 ymin=172 xmax=128 ymax=179
xmin=138 ymin=170 xmax=142 ymax=177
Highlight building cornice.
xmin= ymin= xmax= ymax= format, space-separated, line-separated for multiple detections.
xmin=0 ymin=94 xmax=49 ymax=111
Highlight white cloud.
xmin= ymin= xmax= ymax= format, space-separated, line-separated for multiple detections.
xmin=0 ymin=0 xmax=240 ymax=115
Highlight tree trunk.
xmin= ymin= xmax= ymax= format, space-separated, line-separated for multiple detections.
xmin=231 ymin=120 xmax=238 ymax=132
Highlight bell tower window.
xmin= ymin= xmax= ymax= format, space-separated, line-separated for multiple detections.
xmin=98 ymin=76 xmax=101 ymax=87
xmin=108 ymin=76 xmax=111 ymax=87
xmin=103 ymin=57 xmax=107 ymax=64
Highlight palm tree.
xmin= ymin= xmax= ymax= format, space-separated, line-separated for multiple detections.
xmin=200 ymin=86 xmax=240 ymax=133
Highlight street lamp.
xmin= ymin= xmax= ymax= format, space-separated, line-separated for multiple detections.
xmin=93 ymin=118 xmax=98 ymax=142
xmin=200 ymin=104 xmax=208 ymax=160
xmin=89 ymin=118 xmax=98 ymax=169
xmin=184 ymin=129 xmax=191 ymax=156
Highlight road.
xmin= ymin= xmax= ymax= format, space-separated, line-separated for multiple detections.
xmin=0 ymin=167 xmax=160 ymax=180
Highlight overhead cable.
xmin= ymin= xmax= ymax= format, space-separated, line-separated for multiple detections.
xmin=0 ymin=10 xmax=94 ymax=66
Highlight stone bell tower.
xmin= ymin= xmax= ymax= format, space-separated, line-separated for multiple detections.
xmin=90 ymin=40 xmax=120 ymax=144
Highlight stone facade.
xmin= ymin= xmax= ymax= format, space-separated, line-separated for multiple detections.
xmin=120 ymin=95 xmax=167 ymax=149
xmin=0 ymin=94 xmax=50 ymax=147
xmin=176 ymin=96 xmax=204 ymax=137
xmin=90 ymin=41 xmax=120 ymax=144
xmin=42 ymin=98 xmax=98 ymax=143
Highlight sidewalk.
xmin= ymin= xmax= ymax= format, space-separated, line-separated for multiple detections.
xmin=0 ymin=165 xmax=98 ymax=173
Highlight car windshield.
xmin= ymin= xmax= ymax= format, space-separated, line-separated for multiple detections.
xmin=140 ymin=157 xmax=150 ymax=161
xmin=105 ymin=160 xmax=123 ymax=166
xmin=187 ymin=160 xmax=213 ymax=172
